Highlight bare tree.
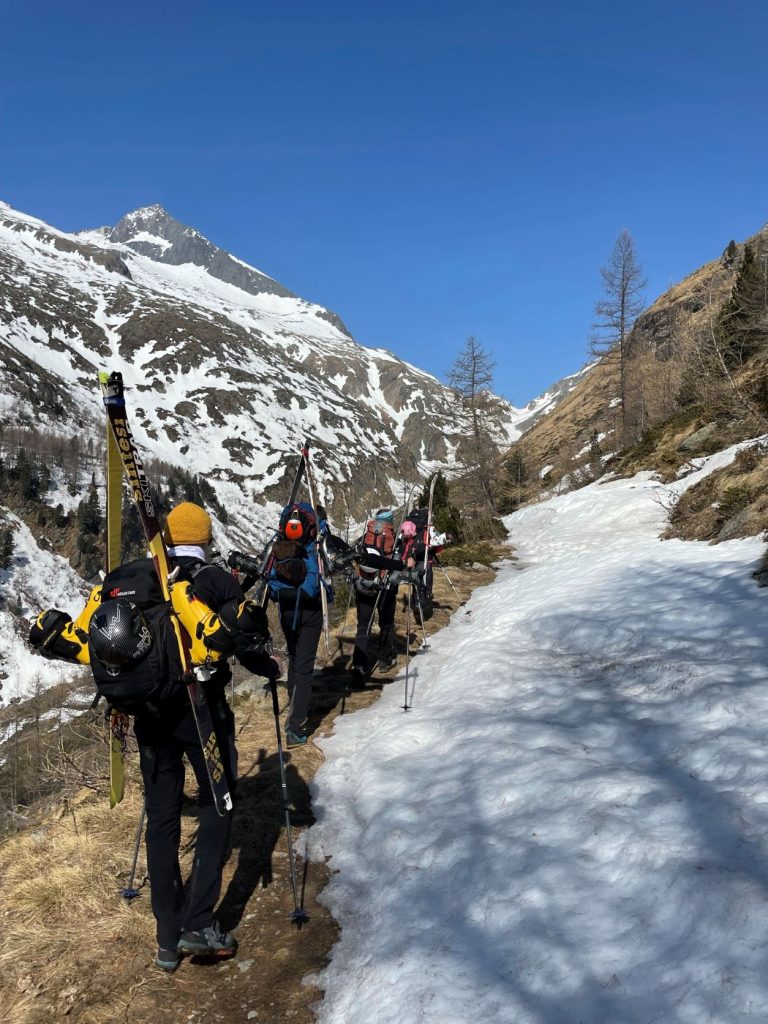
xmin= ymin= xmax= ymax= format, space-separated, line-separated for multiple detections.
xmin=590 ymin=230 xmax=647 ymax=436
xmin=447 ymin=336 xmax=501 ymax=519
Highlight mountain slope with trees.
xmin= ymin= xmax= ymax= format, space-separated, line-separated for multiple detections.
xmin=504 ymin=224 xmax=768 ymax=539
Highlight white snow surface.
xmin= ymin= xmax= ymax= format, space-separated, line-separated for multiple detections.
xmin=0 ymin=510 xmax=90 ymax=701
xmin=306 ymin=442 xmax=768 ymax=1023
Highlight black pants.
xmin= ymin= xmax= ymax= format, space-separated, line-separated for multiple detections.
xmin=279 ymin=603 xmax=323 ymax=736
xmin=135 ymin=695 xmax=237 ymax=949
xmin=417 ymin=565 xmax=436 ymax=618
xmin=354 ymin=585 xmax=396 ymax=670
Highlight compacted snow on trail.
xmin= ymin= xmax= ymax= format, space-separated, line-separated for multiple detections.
xmin=306 ymin=444 xmax=768 ymax=1024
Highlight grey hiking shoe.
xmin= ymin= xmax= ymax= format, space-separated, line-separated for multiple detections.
xmin=178 ymin=921 xmax=237 ymax=959
xmin=155 ymin=946 xmax=181 ymax=972
xmin=285 ymin=728 xmax=308 ymax=747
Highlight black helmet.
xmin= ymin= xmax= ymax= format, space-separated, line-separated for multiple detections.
xmin=88 ymin=599 xmax=153 ymax=676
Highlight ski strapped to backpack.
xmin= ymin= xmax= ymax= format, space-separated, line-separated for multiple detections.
xmin=424 ymin=473 xmax=438 ymax=574
xmin=228 ymin=450 xmax=306 ymax=606
xmin=101 ymin=370 xmax=129 ymax=809
xmin=301 ymin=441 xmax=333 ymax=657
xmin=99 ymin=370 xmax=233 ymax=816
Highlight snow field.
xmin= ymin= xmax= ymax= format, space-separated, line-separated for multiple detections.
xmin=306 ymin=444 xmax=768 ymax=1023
xmin=0 ymin=511 xmax=89 ymax=701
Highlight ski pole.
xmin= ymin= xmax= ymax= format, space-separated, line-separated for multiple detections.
xmin=120 ymin=798 xmax=146 ymax=901
xmin=365 ymin=584 xmax=383 ymax=637
xmin=401 ymin=596 xmax=413 ymax=712
xmin=410 ymin=582 xmax=430 ymax=650
xmin=268 ymin=679 xmax=309 ymax=927
xmin=337 ymin=579 xmax=355 ymax=652
xmin=436 ymin=562 xmax=466 ymax=606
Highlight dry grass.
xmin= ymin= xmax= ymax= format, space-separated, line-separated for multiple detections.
xmin=0 ymin=561 xmax=494 ymax=1023
xmin=664 ymin=442 xmax=768 ymax=542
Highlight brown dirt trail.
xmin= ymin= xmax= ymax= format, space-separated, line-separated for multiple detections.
xmin=0 ymin=559 xmax=501 ymax=1023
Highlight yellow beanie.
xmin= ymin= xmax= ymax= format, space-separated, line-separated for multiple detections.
xmin=164 ymin=502 xmax=212 ymax=547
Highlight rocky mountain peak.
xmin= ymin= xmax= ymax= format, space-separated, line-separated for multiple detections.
xmin=107 ymin=204 xmax=297 ymax=300
xmin=110 ymin=204 xmax=175 ymax=238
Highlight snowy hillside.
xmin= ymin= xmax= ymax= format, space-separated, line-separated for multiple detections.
xmin=0 ymin=511 xmax=90 ymax=703
xmin=307 ymin=443 xmax=768 ymax=1023
xmin=0 ymin=200 xmax=558 ymax=532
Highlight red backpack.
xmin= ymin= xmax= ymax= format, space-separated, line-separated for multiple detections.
xmin=362 ymin=518 xmax=395 ymax=555
xmin=357 ymin=519 xmax=396 ymax=582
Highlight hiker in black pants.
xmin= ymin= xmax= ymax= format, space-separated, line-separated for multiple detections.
xmin=351 ymin=508 xmax=400 ymax=686
xmin=267 ymin=501 xmax=335 ymax=747
xmin=137 ymin=503 xmax=280 ymax=971
xmin=278 ymin=603 xmax=324 ymax=739
xmin=30 ymin=501 xmax=281 ymax=973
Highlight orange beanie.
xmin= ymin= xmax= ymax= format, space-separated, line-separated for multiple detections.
xmin=163 ymin=502 xmax=212 ymax=547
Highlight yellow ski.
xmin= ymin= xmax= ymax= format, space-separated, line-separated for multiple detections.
xmin=103 ymin=375 xmax=128 ymax=808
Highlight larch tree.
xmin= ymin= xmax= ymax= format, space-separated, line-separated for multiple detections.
xmin=590 ymin=230 xmax=646 ymax=437
xmin=447 ymin=335 xmax=501 ymax=522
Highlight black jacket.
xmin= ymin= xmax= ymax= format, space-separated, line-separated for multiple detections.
xmin=173 ymin=555 xmax=276 ymax=683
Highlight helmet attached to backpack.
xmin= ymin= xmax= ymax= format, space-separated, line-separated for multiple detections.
xmin=284 ymin=515 xmax=304 ymax=542
xmin=88 ymin=598 xmax=153 ymax=677
xmin=279 ymin=503 xmax=317 ymax=544
xmin=400 ymin=520 xmax=417 ymax=539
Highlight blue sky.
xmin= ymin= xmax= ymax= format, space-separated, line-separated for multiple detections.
xmin=2 ymin=1 xmax=768 ymax=405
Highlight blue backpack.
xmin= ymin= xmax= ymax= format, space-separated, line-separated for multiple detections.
xmin=268 ymin=502 xmax=332 ymax=622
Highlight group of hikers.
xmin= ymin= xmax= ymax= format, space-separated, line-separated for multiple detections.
xmin=28 ymin=482 xmax=449 ymax=972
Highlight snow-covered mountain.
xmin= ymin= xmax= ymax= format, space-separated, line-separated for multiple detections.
xmin=0 ymin=198 xmax=589 ymax=699
xmin=0 ymin=200 xmax=571 ymax=543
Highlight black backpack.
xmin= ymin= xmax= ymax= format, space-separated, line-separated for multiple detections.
xmin=90 ymin=558 xmax=188 ymax=715
xmin=405 ymin=508 xmax=429 ymax=533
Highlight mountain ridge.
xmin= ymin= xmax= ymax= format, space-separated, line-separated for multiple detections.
xmin=0 ymin=199 xmax=580 ymax=523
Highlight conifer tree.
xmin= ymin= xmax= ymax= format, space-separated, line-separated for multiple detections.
xmin=590 ymin=230 xmax=646 ymax=435
xmin=447 ymin=336 xmax=502 ymax=520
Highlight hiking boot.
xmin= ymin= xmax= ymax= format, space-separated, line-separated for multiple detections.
xmin=285 ymin=728 xmax=308 ymax=748
xmin=155 ymin=946 xmax=181 ymax=972
xmin=178 ymin=922 xmax=237 ymax=958
xmin=376 ymin=654 xmax=397 ymax=672
xmin=350 ymin=666 xmax=367 ymax=690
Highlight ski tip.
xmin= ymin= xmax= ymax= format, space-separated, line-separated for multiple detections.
xmin=120 ymin=887 xmax=142 ymax=902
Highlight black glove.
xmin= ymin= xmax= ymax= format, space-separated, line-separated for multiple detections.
xmin=325 ymin=532 xmax=352 ymax=558
xmin=392 ymin=570 xmax=420 ymax=586
xmin=331 ymin=549 xmax=359 ymax=571
xmin=29 ymin=609 xmax=82 ymax=660
xmin=227 ymin=550 xmax=262 ymax=575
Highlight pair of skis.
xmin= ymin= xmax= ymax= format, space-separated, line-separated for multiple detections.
xmin=402 ymin=473 xmax=437 ymax=711
xmin=100 ymin=371 xmax=233 ymax=817
xmin=301 ymin=442 xmax=333 ymax=658
xmin=236 ymin=440 xmax=331 ymax=660
xmin=101 ymin=379 xmax=145 ymax=899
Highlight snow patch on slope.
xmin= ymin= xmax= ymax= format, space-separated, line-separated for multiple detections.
xmin=0 ymin=510 xmax=91 ymax=702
